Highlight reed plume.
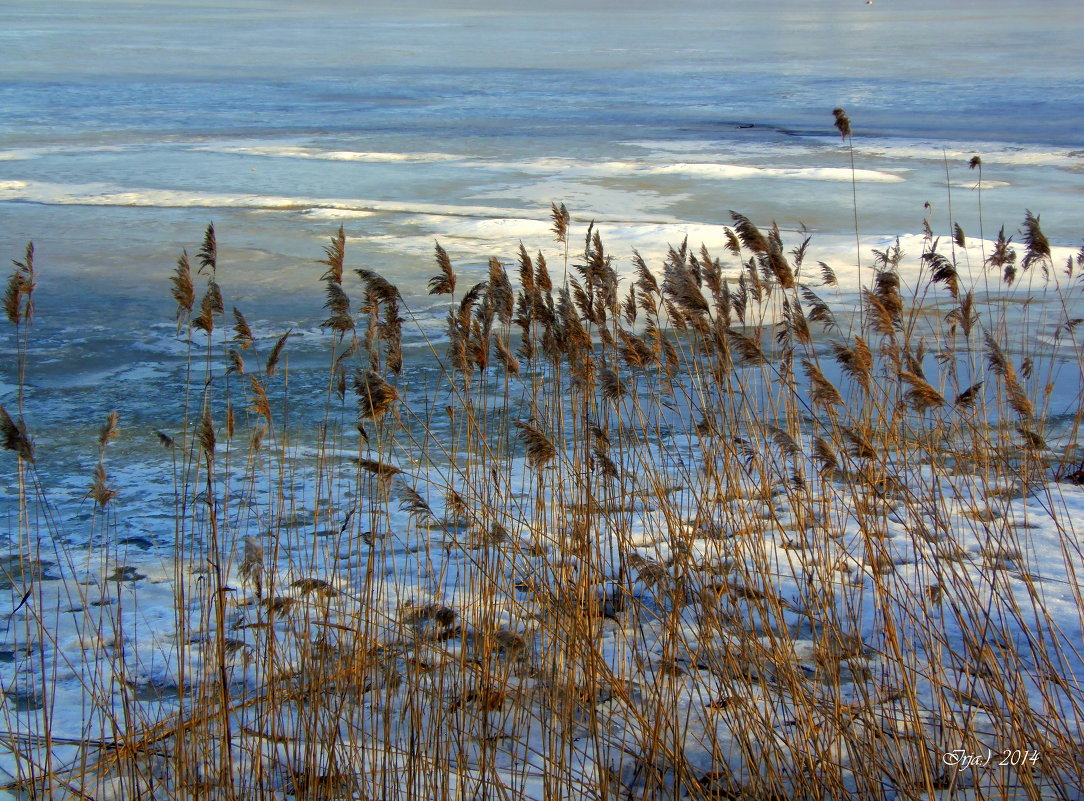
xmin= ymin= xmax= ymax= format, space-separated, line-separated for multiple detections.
xmin=4 ymin=243 xmax=35 ymax=326
xmin=265 ymin=331 xmax=291 ymax=378
xmin=900 ymin=371 xmax=946 ymax=413
xmin=800 ymin=286 xmax=839 ymax=333
xmin=169 ymin=251 xmax=194 ymax=329
xmin=534 ymin=250 xmax=553 ymax=295
xmin=1021 ymin=210 xmax=1052 ymax=275
xmin=984 ymin=333 xmax=1034 ymax=419
xmin=618 ymin=284 xmax=638 ymax=327
xmin=946 ymin=292 xmax=979 ymax=339
xmin=730 ymin=211 xmax=794 ymax=289
xmin=493 ymin=335 xmax=520 ymax=377
xmin=632 ymin=250 xmax=659 ymax=297
xmin=804 ymin=360 xmax=843 ymax=410
xmin=591 ymin=444 xmax=620 ymax=481
xmin=789 ymin=235 xmax=811 ymax=278
xmin=320 ymin=225 xmax=346 ymax=284
xmin=867 ymin=262 xmax=903 ymax=333
xmin=1017 ymin=424 xmax=1046 ymax=450
xmin=514 ymin=420 xmax=556 ymax=469
xmin=987 ymin=226 xmax=1018 ymax=283
xmin=239 ymin=536 xmax=264 ymax=592
xmin=193 ymin=280 xmax=224 ymax=333
xmin=0 ymin=405 xmax=34 ymax=462
xmin=954 ymin=381 xmax=984 ymax=408
xmin=727 ymin=328 xmax=766 ymax=366
xmin=832 ymin=107 xmax=852 ymax=140
xmin=354 ymin=457 xmax=402 ymax=481
xmin=322 ymin=282 xmax=354 ymax=334
xmin=428 ymin=242 xmax=456 ymax=296
xmin=662 ymin=247 xmax=710 ymax=320
xmin=197 ymin=223 xmax=217 ymax=275
xmin=248 ymin=375 xmax=272 ymax=423
xmin=355 ymin=369 xmax=398 ymax=420
xmin=487 ymin=257 xmax=514 ymax=326
xmin=197 ymin=407 xmax=215 ymax=458
xmin=398 ymin=484 xmax=433 ymax=520
xmin=98 ymin=411 xmax=119 ymax=450
xmin=88 ymin=462 xmax=116 ymax=508
xmin=517 ymin=243 xmax=535 ymax=299
xmin=618 ymin=329 xmax=655 ymax=370
xmin=812 ymin=435 xmax=839 ymax=476
xmin=598 ymin=367 xmax=627 ymax=401
xmin=928 ymin=258 xmax=961 ymax=303
xmin=842 ymin=425 xmax=877 ymax=460
xmin=831 ymin=336 xmax=873 ymax=393
xmin=767 ymin=425 xmax=801 ymax=460
xmin=550 ymin=202 xmax=570 ymax=244
xmin=446 ymin=312 xmax=469 ymax=374
xmin=355 ymin=268 xmax=400 ymax=306
xmin=232 ymin=307 xmax=254 ymax=349
xmin=779 ymin=295 xmax=811 ymax=347
xmin=90 ymin=413 xmax=121 ymax=507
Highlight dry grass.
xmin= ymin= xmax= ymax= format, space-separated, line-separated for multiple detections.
xmin=2 ymin=183 xmax=1083 ymax=800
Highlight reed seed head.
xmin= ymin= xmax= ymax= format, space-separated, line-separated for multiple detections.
xmin=319 ymin=225 xmax=346 ymax=284
xmin=197 ymin=407 xmax=215 ymax=458
xmin=197 ymin=223 xmax=217 ymax=275
xmin=833 ymin=107 xmax=852 ymax=140
xmin=354 ymin=370 xmax=398 ymax=420
xmin=98 ymin=411 xmax=119 ymax=449
xmin=0 ymin=405 xmax=34 ymax=462
xmin=265 ymin=330 xmax=291 ymax=378
xmin=232 ymin=307 xmax=254 ymax=349
xmin=5 ymin=243 xmax=36 ymax=326
xmin=550 ymin=202 xmax=570 ymax=245
xmin=515 ymin=420 xmax=556 ymax=469
xmin=89 ymin=462 xmax=116 ymax=508
xmin=428 ymin=242 xmax=457 ymax=296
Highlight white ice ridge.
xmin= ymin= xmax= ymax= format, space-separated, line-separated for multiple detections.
xmin=844 ymin=138 xmax=1084 ymax=168
xmin=0 ymin=179 xmax=567 ymax=221
xmin=191 ymin=143 xmax=908 ymax=184
xmin=515 ymin=158 xmax=905 ymax=183
xmin=193 ymin=144 xmax=464 ymax=163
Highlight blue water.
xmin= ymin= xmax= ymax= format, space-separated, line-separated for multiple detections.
xmin=4 ymin=0 xmax=1082 ymax=143
xmin=3 ymin=1 xmax=1083 ymax=250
